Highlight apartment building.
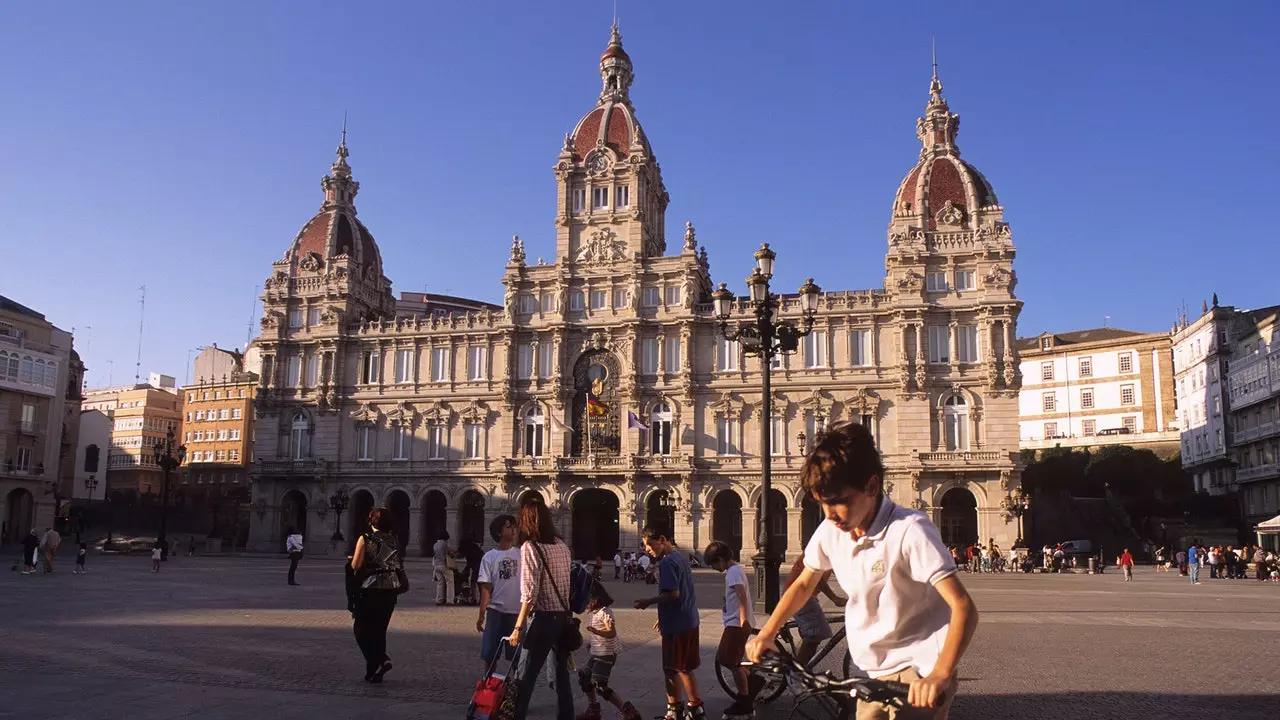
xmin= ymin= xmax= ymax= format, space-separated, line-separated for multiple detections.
xmin=180 ymin=346 xmax=257 ymax=495
xmin=1224 ymin=306 xmax=1280 ymax=525
xmin=82 ymin=374 xmax=182 ymax=496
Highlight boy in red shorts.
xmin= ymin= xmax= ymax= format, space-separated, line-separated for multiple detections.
xmin=636 ymin=525 xmax=704 ymax=720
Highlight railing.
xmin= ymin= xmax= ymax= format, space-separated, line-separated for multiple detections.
xmin=1234 ymin=421 xmax=1278 ymax=444
xmin=1237 ymin=463 xmax=1280 ymax=483
xmin=1019 ymin=430 xmax=1181 ymax=450
xmin=917 ymin=451 xmax=1002 ymax=463
xmin=16 ymin=420 xmax=41 ymax=435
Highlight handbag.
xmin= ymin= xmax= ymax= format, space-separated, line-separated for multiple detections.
xmin=530 ymin=542 xmax=583 ymax=653
xmin=395 ymin=566 xmax=410 ymax=595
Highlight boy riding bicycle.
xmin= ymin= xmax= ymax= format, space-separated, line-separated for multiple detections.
xmin=746 ymin=422 xmax=979 ymax=719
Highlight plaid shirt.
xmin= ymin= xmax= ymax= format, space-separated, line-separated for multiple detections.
xmin=520 ymin=540 xmax=572 ymax=611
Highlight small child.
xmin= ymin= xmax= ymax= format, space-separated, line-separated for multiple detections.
xmin=705 ymin=541 xmax=755 ymax=720
xmin=151 ymin=542 xmax=162 ymax=573
xmin=74 ymin=543 xmax=87 ymax=574
xmin=578 ymin=582 xmax=640 ymax=720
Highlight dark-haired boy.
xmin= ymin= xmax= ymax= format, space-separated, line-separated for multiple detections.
xmin=746 ymin=422 xmax=979 ymax=719
xmin=636 ymin=526 xmax=704 ymax=720
xmin=476 ymin=514 xmax=520 ymax=672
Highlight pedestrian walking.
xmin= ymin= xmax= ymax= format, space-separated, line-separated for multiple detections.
xmin=461 ymin=537 xmax=484 ymax=604
xmin=613 ymin=551 xmax=622 ymax=579
xmin=634 ymin=525 xmax=704 ymax=720
xmin=476 ymin=514 xmax=521 ymax=673
xmin=506 ymin=498 xmax=576 ymax=720
xmin=577 ymin=582 xmax=640 ymax=720
xmin=40 ymin=526 xmax=61 ymax=573
xmin=705 ymin=540 xmax=755 ymax=720
xmin=189 ymin=536 xmax=197 ymax=556
xmin=1187 ymin=544 xmax=1201 ymax=584
xmin=433 ymin=531 xmax=454 ymax=605
xmin=286 ymin=526 xmax=304 ymax=586
xmin=1120 ymin=548 xmax=1134 ymax=581
xmin=350 ymin=506 xmax=405 ymax=684
xmin=74 ymin=542 xmax=87 ymax=574
xmin=21 ymin=529 xmax=40 ymax=574
xmin=151 ymin=541 xmax=163 ymax=573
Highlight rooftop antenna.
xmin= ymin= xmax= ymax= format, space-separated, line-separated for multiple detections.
xmin=135 ymin=285 xmax=146 ymax=383
xmin=245 ymin=290 xmax=257 ymax=348
xmin=340 ymin=111 xmax=348 ymax=151
xmin=932 ymin=37 xmax=937 ymax=79
xmin=106 ymin=359 xmax=114 ymax=387
xmin=613 ymin=0 xmax=618 ymax=27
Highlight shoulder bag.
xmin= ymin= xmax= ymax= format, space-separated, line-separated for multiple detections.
xmin=530 ymin=542 xmax=583 ymax=652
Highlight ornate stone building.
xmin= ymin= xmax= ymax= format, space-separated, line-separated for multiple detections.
xmin=247 ymin=28 xmax=1024 ymax=558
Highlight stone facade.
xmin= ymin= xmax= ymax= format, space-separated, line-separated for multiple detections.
xmin=247 ymin=29 xmax=1024 ymax=557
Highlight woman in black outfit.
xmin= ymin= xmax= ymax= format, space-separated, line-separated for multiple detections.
xmin=350 ymin=506 xmax=404 ymax=683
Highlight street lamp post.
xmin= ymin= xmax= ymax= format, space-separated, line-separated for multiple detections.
xmin=1001 ymin=488 xmax=1031 ymax=548
xmin=153 ymin=427 xmax=186 ymax=560
xmin=329 ymin=486 xmax=350 ymax=543
xmin=80 ymin=474 xmax=99 ymax=544
xmin=712 ymin=243 xmax=821 ymax=613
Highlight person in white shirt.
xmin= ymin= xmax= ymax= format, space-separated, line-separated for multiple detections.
xmin=433 ymin=531 xmax=454 ymax=605
xmin=705 ymin=540 xmax=755 ymax=719
xmin=613 ymin=551 xmax=623 ymax=579
xmin=747 ymin=422 xmax=978 ymax=718
xmin=286 ymin=527 xmax=304 ymax=586
xmin=476 ymin=514 xmax=521 ymax=671
xmin=577 ymin=582 xmax=640 ymax=720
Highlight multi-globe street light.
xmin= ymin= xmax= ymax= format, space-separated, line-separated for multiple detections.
xmin=152 ymin=426 xmax=186 ymax=560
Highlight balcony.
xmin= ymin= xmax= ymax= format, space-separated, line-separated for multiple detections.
xmin=1236 ymin=463 xmax=1280 ymax=483
xmin=16 ymin=420 xmax=41 ymax=435
xmin=1019 ymin=430 xmax=1182 ymax=452
xmin=1234 ymin=421 xmax=1278 ymax=444
xmin=917 ymin=451 xmax=1003 ymax=466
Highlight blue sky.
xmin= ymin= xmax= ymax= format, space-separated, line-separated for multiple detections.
xmin=2 ymin=1 xmax=1276 ymax=388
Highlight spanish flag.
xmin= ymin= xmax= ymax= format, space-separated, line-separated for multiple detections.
xmin=587 ymin=391 xmax=608 ymax=417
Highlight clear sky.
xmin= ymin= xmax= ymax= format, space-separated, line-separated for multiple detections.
xmin=2 ymin=1 xmax=1276 ymax=388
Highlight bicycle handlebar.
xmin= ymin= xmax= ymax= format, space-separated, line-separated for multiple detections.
xmin=746 ymin=649 xmax=910 ymax=706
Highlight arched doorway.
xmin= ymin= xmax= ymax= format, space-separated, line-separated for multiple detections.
xmin=939 ymin=488 xmax=978 ymax=548
xmin=517 ymin=490 xmax=543 ymax=507
xmin=646 ymin=489 xmax=676 ymax=540
xmin=348 ymin=489 xmax=375 ymax=545
xmin=386 ymin=490 xmax=411 ymax=556
xmin=458 ymin=489 xmax=486 ymax=546
xmin=756 ymin=489 xmax=788 ymax=557
xmin=6 ymin=488 xmax=35 ymax=544
xmin=801 ymin=495 xmax=822 ymax=548
xmin=280 ymin=490 xmax=307 ymax=543
xmin=572 ymin=489 xmax=619 ymax=561
xmin=422 ymin=490 xmax=448 ymax=556
xmin=712 ymin=490 xmax=743 ymax=561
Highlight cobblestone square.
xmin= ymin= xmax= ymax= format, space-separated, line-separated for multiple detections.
xmin=2 ymin=554 xmax=1277 ymax=719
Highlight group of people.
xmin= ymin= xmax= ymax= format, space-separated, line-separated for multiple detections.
xmin=1168 ymin=543 xmax=1280 ymax=583
xmin=611 ymin=551 xmax=655 ymax=583
xmin=431 ymin=531 xmax=486 ymax=605
xmin=951 ymin=541 xmax=1012 ymax=573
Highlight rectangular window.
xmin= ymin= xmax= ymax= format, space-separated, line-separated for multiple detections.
xmin=230 ymin=429 xmax=240 ymax=440
xmin=1121 ymin=384 xmax=1135 ymax=406
xmin=1042 ymin=392 xmax=1056 ymax=412
xmin=641 ymin=338 xmax=658 ymax=375
xmin=393 ymin=426 xmax=409 ymax=460
xmin=569 ymin=291 xmax=584 ymax=311
xmin=1119 ymin=353 xmax=1133 ymax=373
xmin=1122 ymin=416 xmax=1137 ymax=432
xmin=468 ymin=346 xmax=487 ymax=381
xmin=427 ymin=424 xmax=444 ymax=460
xmin=1041 ymin=362 xmax=1054 ymax=382
xmin=465 ymin=424 xmax=482 ymax=459
xmin=771 ymin=353 xmax=783 ymax=370
xmin=956 ymin=325 xmax=979 ymax=363
xmin=229 ymin=449 xmax=239 ymax=462
xmin=806 ymin=414 xmax=828 ymax=444
xmin=805 ymin=330 xmax=827 ymax=368
xmin=304 ymin=354 xmax=319 ymax=387
xmin=517 ymin=344 xmax=533 ymax=380
xmin=194 ymin=431 xmax=204 ymax=442
xmin=308 ymin=308 xmax=321 ymax=327
xmin=1079 ymin=357 xmax=1092 ymax=378
xmin=592 ymin=186 xmax=609 ymax=209
xmin=432 ymin=347 xmax=448 ymax=382
xmin=357 ymin=426 xmax=372 ymax=460
xmin=215 ymin=450 xmax=226 ymax=462
xmin=954 ymin=269 xmax=975 ymax=291
xmin=850 ymin=329 xmax=870 ymax=366
xmin=1044 ymin=422 xmax=1059 ymax=439
xmin=285 ymin=356 xmax=301 ymax=388
xmin=217 ymin=429 xmax=228 ymax=441
xmin=394 ymin=349 xmax=413 ymax=384
xmin=926 ymin=272 xmax=948 ymax=292
xmin=518 ymin=293 xmax=536 ymax=313
xmin=613 ymin=289 xmax=627 ymax=308
xmin=1082 ymin=419 xmax=1097 ymax=436
xmin=590 ymin=290 xmax=607 ymax=309
xmin=539 ymin=342 xmax=555 ymax=378
xmin=219 ymin=409 xmax=228 ymax=420
xmin=1081 ymin=388 xmax=1094 ymax=410
xmin=642 ymin=287 xmax=660 ymax=307
xmin=770 ymin=416 xmax=784 ymax=456
xmin=718 ymin=337 xmax=740 ymax=372
xmin=665 ymin=336 xmax=682 ymax=374
xmin=571 ymin=187 xmax=585 ymax=214
xmin=1040 ymin=337 xmax=1052 ymax=351
xmin=540 ymin=293 xmax=555 ymax=313
xmin=665 ymin=286 xmax=681 ymax=306
xmin=615 ymin=185 xmax=630 ymax=208
xmin=928 ymin=326 xmax=950 ymax=363
xmin=288 ymin=310 xmax=303 ymax=329
xmin=361 ymin=351 xmax=379 ymax=384
xmin=716 ymin=417 xmax=739 ymax=456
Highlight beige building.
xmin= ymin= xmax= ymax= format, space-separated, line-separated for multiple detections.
xmin=179 ymin=345 xmax=257 ymax=497
xmin=82 ymin=377 xmax=182 ymax=496
xmin=247 ymin=28 xmax=1024 ymax=557
xmin=1018 ymin=328 xmax=1178 ymax=456
xmin=1 ymin=295 xmax=83 ymax=544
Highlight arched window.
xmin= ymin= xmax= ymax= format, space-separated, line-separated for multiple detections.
xmin=524 ymin=406 xmax=544 ymax=458
xmin=290 ymin=412 xmax=310 ymax=460
xmin=651 ymin=402 xmax=673 ymax=455
xmin=944 ymin=394 xmax=968 ymax=451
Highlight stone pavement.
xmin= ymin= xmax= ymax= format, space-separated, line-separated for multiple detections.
xmin=1 ymin=554 xmax=1279 ymax=719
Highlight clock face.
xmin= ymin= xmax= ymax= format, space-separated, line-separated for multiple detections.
xmin=586 ymin=152 xmax=608 ymax=173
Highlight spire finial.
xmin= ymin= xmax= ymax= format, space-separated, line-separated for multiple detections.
xmin=340 ymin=112 xmax=348 ymax=155
xmin=929 ymin=39 xmax=943 ymax=101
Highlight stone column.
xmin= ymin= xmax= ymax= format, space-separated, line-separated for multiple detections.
xmin=741 ymin=507 xmax=758 ymax=561
xmin=445 ymin=508 xmax=459 ymax=546
xmin=674 ymin=510 xmax=696 ymax=557
xmin=786 ymin=508 xmax=803 ymax=562
xmin=948 ymin=316 xmax=959 ymax=370
xmin=408 ymin=507 xmax=423 ymax=555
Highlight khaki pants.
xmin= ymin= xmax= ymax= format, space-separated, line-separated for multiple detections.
xmin=433 ymin=568 xmax=454 ymax=604
xmin=856 ymin=667 xmax=955 ymax=720
xmin=42 ymin=548 xmax=56 ymax=573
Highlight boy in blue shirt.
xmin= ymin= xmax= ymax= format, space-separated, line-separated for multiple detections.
xmin=1187 ymin=544 xmax=1201 ymax=584
xmin=635 ymin=525 xmax=704 ymax=720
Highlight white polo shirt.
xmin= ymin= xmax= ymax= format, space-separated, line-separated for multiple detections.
xmin=803 ymin=496 xmax=955 ymax=679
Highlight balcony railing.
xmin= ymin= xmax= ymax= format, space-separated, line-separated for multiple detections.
xmin=1234 ymin=421 xmax=1278 ymax=444
xmin=16 ymin=420 xmax=41 ymax=435
xmin=1236 ymin=463 xmax=1280 ymax=483
xmin=917 ymin=451 xmax=1003 ymax=463
xmin=1020 ymin=430 xmax=1182 ymax=451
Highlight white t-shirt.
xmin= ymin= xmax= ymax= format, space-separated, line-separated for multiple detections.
xmin=639 ymin=555 xmax=651 ymax=570
xmin=721 ymin=563 xmax=754 ymax=627
xmin=432 ymin=539 xmax=448 ymax=570
xmin=477 ymin=546 xmax=521 ymax=614
xmin=587 ymin=607 xmax=623 ymax=656
xmin=151 ymin=548 xmax=162 ymax=560
xmin=613 ymin=553 xmax=622 ymax=567
xmin=804 ymin=497 xmax=955 ymax=679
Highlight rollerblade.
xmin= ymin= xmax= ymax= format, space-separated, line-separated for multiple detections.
xmin=720 ymin=697 xmax=754 ymax=720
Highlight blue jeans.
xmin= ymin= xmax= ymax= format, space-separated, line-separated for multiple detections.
xmin=1190 ymin=564 xmax=1200 ymax=583
xmin=480 ymin=608 xmax=519 ymax=665
xmin=514 ymin=611 xmax=574 ymax=720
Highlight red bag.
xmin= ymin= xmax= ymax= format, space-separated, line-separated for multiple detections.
xmin=470 ymin=676 xmax=506 ymax=717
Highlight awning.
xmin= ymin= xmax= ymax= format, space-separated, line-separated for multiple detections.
xmin=1257 ymin=514 xmax=1280 ymax=532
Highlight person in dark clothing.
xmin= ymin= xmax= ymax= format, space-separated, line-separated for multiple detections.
xmin=350 ymin=506 xmax=405 ymax=683
xmin=21 ymin=530 xmax=40 ymax=574
xmin=461 ymin=538 xmax=484 ymax=604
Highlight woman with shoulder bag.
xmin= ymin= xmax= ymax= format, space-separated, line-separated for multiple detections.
xmin=507 ymin=498 xmax=576 ymax=720
xmin=350 ymin=506 xmax=407 ymax=684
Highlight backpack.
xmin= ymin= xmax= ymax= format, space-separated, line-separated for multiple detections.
xmin=568 ymin=562 xmax=593 ymax=614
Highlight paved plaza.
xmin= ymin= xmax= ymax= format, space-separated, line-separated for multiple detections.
xmin=1 ymin=553 xmax=1278 ymax=719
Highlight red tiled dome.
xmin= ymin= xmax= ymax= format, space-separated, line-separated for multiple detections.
xmin=288 ymin=206 xmax=383 ymax=275
xmin=571 ymin=103 xmax=646 ymax=162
